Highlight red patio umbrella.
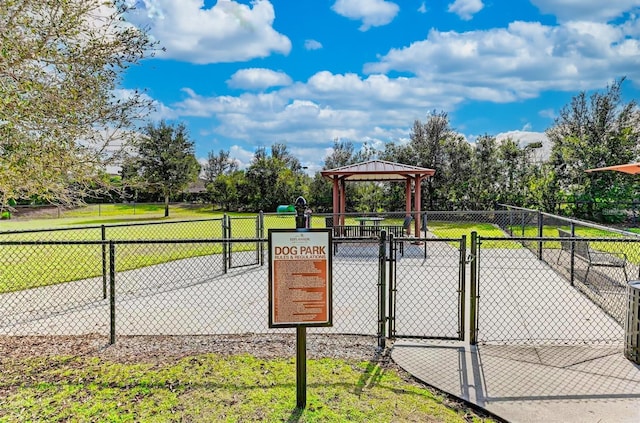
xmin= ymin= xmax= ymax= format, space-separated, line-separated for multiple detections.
xmin=585 ymin=162 xmax=640 ymax=174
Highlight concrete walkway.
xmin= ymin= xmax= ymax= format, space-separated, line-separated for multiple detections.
xmin=391 ymin=340 xmax=640 ymax=423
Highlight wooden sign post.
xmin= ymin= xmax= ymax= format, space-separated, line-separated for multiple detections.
xmin=268 ymin=228 xmax=333 ymax=409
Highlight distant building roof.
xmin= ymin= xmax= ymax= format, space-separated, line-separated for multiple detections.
xmin=186 ymin=178 xmax=207 ymax=193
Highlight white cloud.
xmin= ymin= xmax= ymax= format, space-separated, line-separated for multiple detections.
xmin=539 ymin=108 xmax=556 ymax=119
xmin=304 ymin=39 xmax=323 ymax=50
xmin=126 ymin=0 xmax=291 ymax=64
xmin=229 ymin=145 xmax=255 ymax=169
xmin=145 ymin=11 xmax=639 ymax=159
xmin=227 ymin=68 xmax=293 ymax=90
xmin=169 ymin=70 xmax=459 ymax=149
xmin=417 ymin=2 xmax=427 ymax=14
xmin=530 ymin=0 xmax=640 ymax=22
xmin=448 ymin=0 xmax=484 ymax=21
xmin=331 ymin=0 xmax=400 ymax=31
xmin=364 ymin=19 xmax=640 ymax=102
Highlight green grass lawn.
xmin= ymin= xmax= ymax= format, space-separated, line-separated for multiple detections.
xmin=0 ymin=207 xmax=295 ymax=293
xmin=0 ymin=353 xmax=491 ymax=422
xmin=0 ymin=209 xmax=522 ymax=293
xmin=508 ymin=224 xmax=640 ymax=264
xmin=429 ymin=221 xmax=521 ymax=249
xmin=3 ymin=205 xmax=637 ymax=294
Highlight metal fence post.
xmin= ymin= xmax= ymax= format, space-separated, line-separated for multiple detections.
xmin=537 ymin=211 xmax=543 ymax=260
xmin=101 ymin=225 xmax=107 ymax=299
xmin=222 ymin=214 xmax=228 ymax=274
xmin=387 ymin=232 xmax=396 ymax=340
xmin=378 ymin=230 xmax=387 ymax=350
xmin=109 ymin=241 xmax=116 ymax=345
xmin=570 ymin=222 xmax=575 ymax=286
xmin=470 ymin=231 xmax=478 ymax=345
xmin=255 ymin=212 xmax=261 ymax=266
xmin=509 ymin=209 xmax=513 ymax=235
xmin=459 ymin=235 xmax=466 ymax=342
xmin=259 ymin=211 xmax=265 ymax=266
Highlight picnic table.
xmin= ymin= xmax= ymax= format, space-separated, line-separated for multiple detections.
xmin=353 ymin=217 xmax=385 ymax=236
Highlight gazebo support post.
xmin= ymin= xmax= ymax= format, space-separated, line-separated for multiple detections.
xmin=332 ymin=177 xmax=339 ymax=228
xmin=340 ymin=178 xmax=346 ymax=225
xmin=405 ymin=179 xmax=412 ymax=235
xmin=414 ymin=175 xmax=422 ymax=236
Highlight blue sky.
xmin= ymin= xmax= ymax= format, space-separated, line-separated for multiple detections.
xmin=121 ymin=0 xmax=640 ymax=173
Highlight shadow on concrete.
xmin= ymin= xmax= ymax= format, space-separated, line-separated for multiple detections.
xmin=392 ymin=340 xmax=640 ymax=423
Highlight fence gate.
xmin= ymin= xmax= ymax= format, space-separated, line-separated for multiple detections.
xmin=387 ymin=235 xmax=466 ymax=341
xmin=223 ymin=215 xmax=263 ymax=270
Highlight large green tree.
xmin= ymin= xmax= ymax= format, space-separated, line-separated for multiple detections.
xmin=409 ymin=111 xmax=453 ymax=209
xmin=207 ymin=171 xmax=245 ymax=211
xmin=0 ymin=0 xmax=154 ymax=210
xmin=440 ymin=134 xmax=473 ymax=208
xmin=203 ymin=149 xmax=239 ymax=208
xmin=245 ymin=144 xmax=308 ymax=211
xmin=548 ymin=78 xmax=639 ymax=219
xmin=203 ymin=150 xmax=238 ymax=184
xmin=129 ymin=121 xmax=200 ymax=217
xmin=469 ymin=135 xmax=500 ymax=208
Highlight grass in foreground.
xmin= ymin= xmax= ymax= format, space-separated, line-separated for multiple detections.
xmin=0 ymin=354 xmax=491 ymax=422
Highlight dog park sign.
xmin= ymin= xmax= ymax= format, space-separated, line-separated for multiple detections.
xmin=268 ymin=228 xmax=333 ymax=409
xmin=268 ymin=229 xmax=333 ymax=328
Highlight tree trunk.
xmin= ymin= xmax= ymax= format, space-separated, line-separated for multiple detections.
xmin=164 ymin=194 xmax=169 ymax=217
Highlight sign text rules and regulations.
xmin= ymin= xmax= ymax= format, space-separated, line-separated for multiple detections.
xmin=269 ymin=230 xmax=332 ymax=327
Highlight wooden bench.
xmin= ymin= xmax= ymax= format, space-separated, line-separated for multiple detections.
xmin=557 ymin=229 xmax=628 ymax=282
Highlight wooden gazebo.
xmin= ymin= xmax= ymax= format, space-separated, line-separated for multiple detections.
xmin=320 ymin=160 xmax=436 ymax=235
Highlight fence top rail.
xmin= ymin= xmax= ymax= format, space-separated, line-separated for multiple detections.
xmin=225 ymin=215 xmax=258 ymax=220
xmin=393 ymin=236 xmax=464 ymax=242
xmin=0 ymin=216 xmax=224 ymax=236
xmin=479 ymin=236 xmax=640 ymax=243
xmin=0 ymin=237 xmax=263 ymax=246
xmin=497 ymin=203 xmax=538 ymax=213
xmin=540 ymin=212 xmax=640 ymax=239
xmin=0 ymin=224 xmax=104 ymax=235
xmin=331 ymin=237 xmax=380 ymax=243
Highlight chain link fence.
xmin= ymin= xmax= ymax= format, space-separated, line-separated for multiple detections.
xmin=475 ymin=236 xmax=634 ymax=345
xmin=2 ymin=208 xmax=639 ymax=348
xmin=0 ymin=236 xmax=384 ymax=343
xmin=477 ymin=205 xmax=640 ymax=345
xmin=388 ymin=235 xmax=466 ymax=341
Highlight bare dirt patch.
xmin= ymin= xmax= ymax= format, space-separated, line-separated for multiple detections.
xmin=0 ymin=333 xmax=380 ymax=363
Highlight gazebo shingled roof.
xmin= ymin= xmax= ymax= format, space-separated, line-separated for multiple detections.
xmin=321 ymin=160 xmax=435 ymax=181
xmin=321 ymin=160 xmax=436 ymax=234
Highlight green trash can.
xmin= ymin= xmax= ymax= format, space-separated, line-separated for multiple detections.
xmin=276 ymin=204 xmax=295 ymax=214
xmin=624 ymin=280 xmax=640 ymax=364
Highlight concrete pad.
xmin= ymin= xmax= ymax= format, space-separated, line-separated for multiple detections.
xmin=392 ymin=340 xmax=640 ymax=423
